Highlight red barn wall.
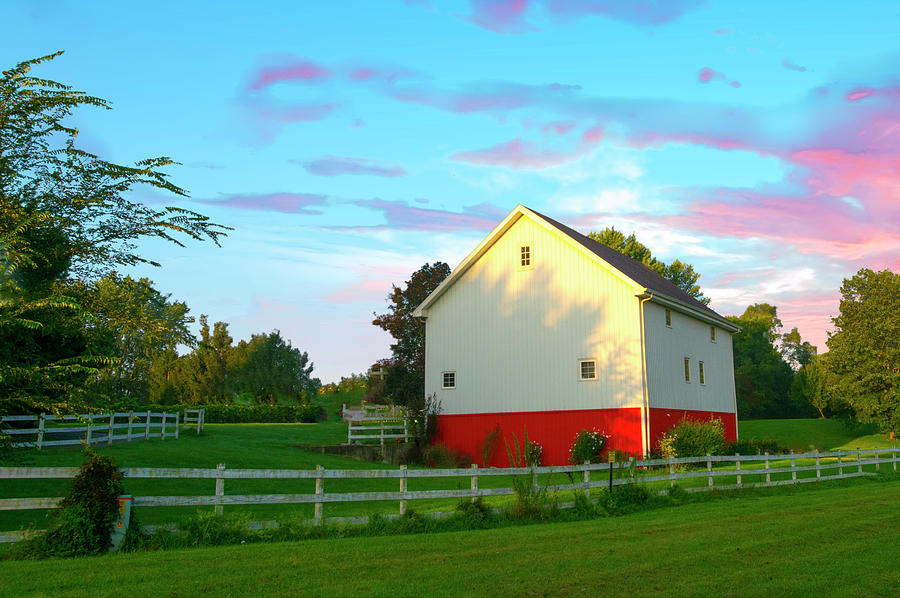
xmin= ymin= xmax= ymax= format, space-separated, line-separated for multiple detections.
xmin=648 ymin=408 xmax=738 ymax=452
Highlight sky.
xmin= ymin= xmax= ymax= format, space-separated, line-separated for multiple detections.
xmin=4 ymin=0 xmax=899 ymax=383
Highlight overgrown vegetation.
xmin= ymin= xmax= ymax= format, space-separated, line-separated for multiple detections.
xmin=657 ymin=418 xmax=726 ymax=458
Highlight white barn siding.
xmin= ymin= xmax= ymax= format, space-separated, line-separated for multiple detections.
xmin=424 ymin=216 xmax=645 ymax=415
xmin=643 ymin=303 xmax=737 ymax=413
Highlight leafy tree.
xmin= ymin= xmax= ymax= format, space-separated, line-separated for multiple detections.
xmin=230 ymin=331 xmax=319 ymax=403
xmin=728 ymin=303 xmax=805 ymax=419
xmin=790 ymin=353 xmax=841 ymax=419
xmin=587 ymin=227 xmax=709 ymax=304
xmin=824 ymin=268 xmax=899 ymax=439
xmin=1 ymin=53 xmax=227 ymax=413
xmin=780 ymin=326 xmax=816 ymax=371
xmin=373 ymin=262 xmax=451 ymax=407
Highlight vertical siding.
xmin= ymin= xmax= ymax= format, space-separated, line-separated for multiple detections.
xmin=643 ymin=303 xmax=737 ymax=414
xmin=424 ymin=216 xmax=645 ymax=416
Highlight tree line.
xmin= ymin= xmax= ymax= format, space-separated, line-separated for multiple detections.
xmin=0 ymin=54 xmax=318 ymax=415
xmin=373 ymin=231 xmax=898 ymax=439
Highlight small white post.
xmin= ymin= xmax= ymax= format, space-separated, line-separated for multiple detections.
xmin=857 ymin=447 xmax=862 ymax=474
xmin=347 ymin=423 xmax=352 ymax=445
xmin=174 ymin=412 xmax=179 ymax=440
xmin=736 ymin=454 xmax=742 ymax=487
xmin=764 ymin=452 xmax=771 ymax=485
xmin=404 ymin=418 xmax=409 ymax=442
xmin=399 ymin=464 xmax=408 ymax=515
xmin=215 ymin=463 xmax=225 ymax=516
xmin=874 ymin=447 xmax=880 ymax=472
xmin=583 ymin=461 xmax=591 ymax=498
xmin=144 ymin=411 xmax=151 ymax=440
xmin=126 ymin=411 xmax=133 ymax=442
xmin=471 ymin=464 xmax=479 ymax=503
xmin=108 ymin=413 xmax=115 ymax=445
xmin=706 ymin=454 xmax=713 ymax=488
xmin=380 ymin=418 xmax=385 ymax=447
xmin=37 ymin=414 xmax=45 ymax=450
xmin=815 ymin=449 xmax=821 ymax=480
xmin=86 ymin=414 xmax=93 ymax=446
xmin=314 ymin=465 xmax=324 ymax=524
xmin=669 ymin=458 xmax=675 ymax=488
xmin=791 ymin=452 xmax=797 ymax=482
xmin=161 ymin=413 xmax=167 ymax=440
xmin=894 ymin=445 xmax=897 ymax=472
xmin=838 ymin=450 xmax=843 ymax=477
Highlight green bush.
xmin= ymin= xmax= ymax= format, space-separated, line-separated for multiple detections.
xmin=724 ymin=437 xmax=784 ymax=455
xmin=657 ymin=418 xmax=726 ymax=458
xmin=134 ymin=403 xmax=324 ymax=423
xmin=424 ymin=443 xmax=473 ymax=468
xmin=568 ymin=428 xmax=610 ymax=464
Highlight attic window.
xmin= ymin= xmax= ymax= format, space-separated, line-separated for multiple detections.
xmin=442 ymin=371 xmax=456 ymax=389
xmin=519 ymin=243 xmax=532 ymax=270
xmin=579 ymin=359 xmax=597 ymax=381
xmin=710 ymin=326 xmax=717 ymax=343
xmin=665 ymin=309 xmax=672 ymax=328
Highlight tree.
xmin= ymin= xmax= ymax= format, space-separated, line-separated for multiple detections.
xmin=727 ymin=303 xmax=804 ymax=419
xmin=587 ymin=227 xmax=708 ymax=304
xmin=0 ymin=53 xmax=228 ymax=413
xmin=373 ymin=262 xmax=451 ymax=407
xmin=230 ymin=331 xmax=319 ymax=403
xmin=780 ymin=326 xmax=816 ymax=371
xmin=824 ymin=268 xmax=899 ymax=439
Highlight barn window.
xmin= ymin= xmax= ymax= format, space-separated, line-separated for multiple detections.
xmin=579 ymin=359 xmax=597 ymax=381
xmin=442 ymin=371 xmax=456 ymax=389
xmin=699 ymin=361 xmax=706 ymax=385
xmin=710 ymin=326 xmax=717 ymax=343
xmin=683 ymin=358 xmax=691 ymax=383
xmin=519 ymin=243 xmax=533 ymax=270
xmin=665 ymin=309 xmax=672 ymax=327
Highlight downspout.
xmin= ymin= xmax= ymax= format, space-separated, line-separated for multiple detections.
xmin=638 ymin=293 xmax=653 ymax=457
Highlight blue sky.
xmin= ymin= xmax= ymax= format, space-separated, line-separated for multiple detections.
xmin=5 ymin=0 xmax=899 ymax=382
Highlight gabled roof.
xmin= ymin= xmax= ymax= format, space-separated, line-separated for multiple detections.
xmin=413 ymin=205 xmax=737 ymax=331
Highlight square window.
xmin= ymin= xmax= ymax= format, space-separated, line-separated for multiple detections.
xmin=683 ymin=357 xmax=691 ymax=383
xmin=665 ymin=309 xmax=672 ymax=327
xmin=699 ymin=361 xmax=706 ymax=385
xmin=710 ymin=326 xmax=717 ymax=343
xmin=519 ymin=244 xmax=532 ymax=269
xmin=442 ymin=371 xmax=456 ymax=389
xmin=579 ymin=359 xmax=597 ymax=381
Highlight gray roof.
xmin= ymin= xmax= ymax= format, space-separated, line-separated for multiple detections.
xmin=528 ymin=208 xmax=723 ymax=318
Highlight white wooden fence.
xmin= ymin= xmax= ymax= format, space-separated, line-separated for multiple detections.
xmin=182 ymin=409 xmax=205 ymax=434
xmin=0 ymin=411 xmax=180 ymax=449
xmin=341 ymin=403 xmax=403 ymax=423
xmin=1 ymin=447 xmax=897 ymax=542
xmin=347 ymin=417 xmax=409 ymax=445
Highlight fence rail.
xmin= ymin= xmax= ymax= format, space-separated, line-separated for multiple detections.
xmin=341 ymin=403 xmax=403 ymax=423
xmin=347 ymin=417 xmax=409 ymax=445
xmin=1 ymin=447 xmax=897 ymax=542
xmin=1 ymin=411 xmax=180 ymax=449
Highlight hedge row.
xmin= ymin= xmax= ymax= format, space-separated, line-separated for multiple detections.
xmin=135 ymin=404 xmax=324 ymax=424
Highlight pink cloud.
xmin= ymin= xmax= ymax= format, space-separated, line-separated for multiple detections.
xmin=301 ymin=156 xmax=407 ymax=178
xmin=343 ymin=200 xmax=506 ymax=232
xmin=324 ymin=279 xmax=394 ymax=304
xmin=195 ymin=192 xmax=328 ymax=214
xmin=782 ymin=59 xmax=807 ymax=73
xmin=465 ymin=0 xmax=535 ymax=34
xmin=845 ymin=85 xmax=900 ymax=102
xmin=698 ymin=67 xmax=740 ymax=88
xmin=248 ymin=60 xmax=331 ymax=90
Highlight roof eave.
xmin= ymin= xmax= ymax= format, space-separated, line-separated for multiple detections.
xmin=637 ymin=290 xmax=741 ymax=333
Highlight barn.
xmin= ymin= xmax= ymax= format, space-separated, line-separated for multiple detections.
xmin=413 ymin=205 xmax=740 ymax=465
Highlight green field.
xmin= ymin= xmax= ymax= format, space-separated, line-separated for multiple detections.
xmin=740 ymin=418 xmax=895 ymax=451
xmin=1 ymin=479 xmax=898 ymax=597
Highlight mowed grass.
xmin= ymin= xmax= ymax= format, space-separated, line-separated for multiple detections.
xmin=740 ymin=418 xmax=896 ymax=451
xmin=2 ymin=480 xmax=898 ymax=597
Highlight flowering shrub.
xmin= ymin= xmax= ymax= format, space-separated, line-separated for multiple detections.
xmin=524 ymin=439 xmax=543 ymax=467
xmin=568 ymin=428 xmax=610 ymax=464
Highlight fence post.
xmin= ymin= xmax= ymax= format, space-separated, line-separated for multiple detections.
xmin=669 ymin=458 xmax=675 ymax=488
xmin=874 ymin=447 xmax=880 ymax=472
xmin=215 ymin=463 xmax=225 ymax=516
xmin=174 ymin=412 xmax=180 ymax=440
xmin=347 ymin=423 xmax=352 ymax=445
xmin=706 ymin=454 xmax=713 ymax=489
xmin=894 ymin=445 xmax=897 ymax=473
xmin=471 ymin=464 xmax=479 ymax=503
xmin=838 ymin=450 xmax=843 ymax=477
xmin=791 ymin=452 xmax=797 ymax=482
xmin=815 ymin=449 xmax=821 ymax=480
xmin=404 ymin=418 xmax=409 ymax=443
xmin=161 ymin=413 xmax=167 ymax=440
xmin=608 ymin=452 xmax=615 ymax=492
xmin=399 ymin=465 xmax=408 ymax=516
xmin=857 ymin=447 xmax=862 ymax=474
xmin=37 ymin=414 xmax=45 ymax=450
xmin=314 ymin=465 xmax=324 ymax=524
xmin=735 ymin=453 xmax=741 ymax=488
xmin=764 ymin=452 xmax=771 ymax=485
xmin=127 ymin=411 xmax=133 ymax=442
xmin=108 ymin=413 xmax=115 ymax=445
xmin=380 ymin=418 xmax=385 ymax=447
xmin=583 ymin=461 xmax=590 ymax=498
xmin=86 ymin=414 xmax=93 ymax=446
xmin=145 ymin=411 xmax=151 ymax=440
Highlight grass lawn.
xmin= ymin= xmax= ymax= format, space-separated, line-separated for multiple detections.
xmin=2 ymin=478 xmax=898 ymax=597
xmin=740 ymin=418 xmax=896 ymax=451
